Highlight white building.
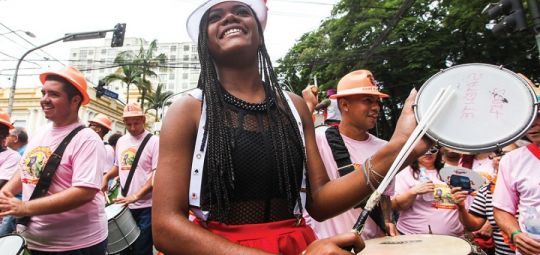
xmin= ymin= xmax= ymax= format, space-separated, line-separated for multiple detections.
xmin=69 ymin=38 xmax=200 ymax=102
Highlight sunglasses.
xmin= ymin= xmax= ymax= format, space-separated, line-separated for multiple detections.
xmin=425 ymin=147 xmax=439 ymax=155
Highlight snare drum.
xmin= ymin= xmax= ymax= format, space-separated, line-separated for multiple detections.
xmin=357 ymin=234 xmax=473 ymax=255
xmin=105 ymin=204 xmax=140 ymax=254
xmin=0 ymin=234 xmax=31 ymax=255
xmin=415 ymin=63 xmax=538 ymax=153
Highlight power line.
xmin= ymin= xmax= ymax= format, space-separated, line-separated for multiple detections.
xmin=0 ymin=22 xmax=65 ymax=66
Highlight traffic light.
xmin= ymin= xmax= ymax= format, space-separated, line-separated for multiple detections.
xmin=483 ymin=0 xmax=527 ymax=36
xmin=111 ymin=23 xmax=126 ymax=48
xmin=96 ymin=80 xmax=106 ymax=98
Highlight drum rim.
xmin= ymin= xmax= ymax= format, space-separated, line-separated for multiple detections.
xmin=105 ymin=203 xmax=127 ymax=220
xmin=362 ymin=234 xmax=473 ymax=254
xmin=0 ymin=233 xmax=28 ymax=254
xmin=414 ymin=63 xmax=538 ymax=154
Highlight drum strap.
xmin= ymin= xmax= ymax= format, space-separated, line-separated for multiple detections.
xmin=17 ymin=125 xmax=86 ymax=226
xmin=121 ymin=133 xmax=153 ymax=197
xmin=324 ymin=126 xmax=388 ymax=235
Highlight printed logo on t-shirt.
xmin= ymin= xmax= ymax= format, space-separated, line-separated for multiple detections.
xmin=21 ymin=146 xmax=52 ymax=185
xmin=120 ymin=147 xmax=137 ymax=171
xmin=431 ymin=183 xmax=458 ymax=209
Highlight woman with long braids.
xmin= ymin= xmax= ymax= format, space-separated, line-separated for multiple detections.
xmin=153 ymin=0 xmax=430 ymax=254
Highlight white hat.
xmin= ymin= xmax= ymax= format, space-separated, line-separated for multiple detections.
xmin=186 ymin=0 xmax=268 ymax=43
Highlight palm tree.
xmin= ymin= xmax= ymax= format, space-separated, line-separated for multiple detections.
xmin=144 ymin=83 xmax=174 ymax=122
xmin=104 ymin=39 xmax=167 ymax=109
xmin=103 ymin=51 xmax=143 ymax=104
xmin=135 ymin=40 xmax=167 ymax=112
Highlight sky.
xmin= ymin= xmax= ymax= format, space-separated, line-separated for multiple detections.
xmin=0 ymin=0 xmax=337 ymax=87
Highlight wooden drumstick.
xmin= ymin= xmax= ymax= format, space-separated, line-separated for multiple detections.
xmin=344 ymin=86 xmax=455 ymax=253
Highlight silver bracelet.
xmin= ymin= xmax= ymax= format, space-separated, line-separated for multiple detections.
xmin=363 ymin=158 xmax=376 ymax=191
xmin=368 ymin=157 xmax=385 ymax=182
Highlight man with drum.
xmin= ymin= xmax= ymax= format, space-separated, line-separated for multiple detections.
xmin=302 ymin=70 xmax=397 ymax=239
xmin=493 ymin=115 xmax=540 ymax=255
xmin=89 ymin=113 xmax=116 ymax=175
xmin=0 ymin=66 xmax=108 ymax=254
xmin=102 ymin=102 xmax=159 ymax=255
xmin=0 ymin=110 xmax=22 ymax=235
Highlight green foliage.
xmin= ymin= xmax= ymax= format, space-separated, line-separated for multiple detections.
xmin=144 ymin=83 xmax=174 ymax=122
xmin=104 ymin=39 xmax=167 ymax=110
xmin=277 ymin=0 xmax=540 ymax=139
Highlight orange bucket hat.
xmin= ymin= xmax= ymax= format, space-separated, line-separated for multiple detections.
xmin=123 ymin=102 xmax=145 ymax=118
xmin=330 ymin=70 xmax=389 ymax=99
xmin=89 ymin=113 xmax=113 ymax=130
xmin=39 ymin=66 xmax=90 ymax=105
xmin=0 ymin=109 xmax=14 ymax=130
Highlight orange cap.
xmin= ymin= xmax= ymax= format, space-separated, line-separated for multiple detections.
xmin=0 ymin=109 xmax=14 ymax=130
xmin=123 ymin=102 xmax=145 ymax=118
xmin=330 ymin=70 xmax=389 ymax=99
xmin=39 ymin=66 xmax=90 ymax=105
xmin=89 ymin=113 xmax=113 ymax=130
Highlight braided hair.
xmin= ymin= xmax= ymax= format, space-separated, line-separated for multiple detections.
xmin=197 ymin=6 xmax=306 ymax=220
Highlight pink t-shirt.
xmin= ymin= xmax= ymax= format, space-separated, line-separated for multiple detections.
xmin=104 ymin=144 xmax=115 ymax=174
xmin=18 ymin=121 xmax=107 ymax=252
xmin=0 ymin=148 xmax=21 ymax=181
xmin=493 ymin=146 xmax=540 ymax=244
xmin=307 ymin=127 xmax=390 ymax=240
xmin=115 ymin=131 xmax=159 ymax=209
xmin=472 ymin=157 xmax=496 ymax=178
xmin=393 ymin=167 xmax=464 ymax=236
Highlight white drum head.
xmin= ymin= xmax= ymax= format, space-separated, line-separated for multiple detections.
xmin=105 ymin=203 xmax=125 ymax=220
xmin=415 ymin=63 xmax=537 ymax=153
xmin=358 ymin=234 xmax=472 ymax=255
xmin=0 ymin=235 xmax=25 ymax=255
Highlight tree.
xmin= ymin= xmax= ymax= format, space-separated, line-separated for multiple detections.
xmin=104 ymin=39 xmax=167 ymax=111
xmin=277 ymin=0 xmax=540 ymax=139
xmin=135 ymin=40 xmax=167 ymax=112
xmin=103 ymin=52 xmax=143 ymax=105
xmin=144 ymin=83 xmax=174 ymax=122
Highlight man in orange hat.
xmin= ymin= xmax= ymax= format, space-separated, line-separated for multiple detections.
xmin=89 ymin=113 xmax=115 ymax=174
xmin=0 ymin=66 xmax=108 ymax=254
xmin=303 ymin=70 xmax=397 ymax=240
xmin=102 ymin=102 xmax=158 ymax=255
xmin=0 ymin=109 xmax=22 ymax=235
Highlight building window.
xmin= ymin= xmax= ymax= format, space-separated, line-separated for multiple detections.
xmin=169 ymin=74 xmax=175 ymax=80
xmin=184 ymin=45 xmax=190 ymax=51
xmin=191 ymin=55 xmax=198 ymax=61
xmin=183 ymin=55 xmax=189 ymax=61
xmin=80 ymin=50 xmax=88 ymax=59
xmin=101 ymin=49 xmax=107 ymax=54
xmin=72 ymin=52 xmax=77 ymax=57
xmin=192 ymin=45 xmax=197 ymax=52
xmin=170 ymin=45 xmax=177 ymax=52
xmin=170 ymin=55 xmax=176 ymax=62
xmin=88 ymin=50 xmax=94 ymax=55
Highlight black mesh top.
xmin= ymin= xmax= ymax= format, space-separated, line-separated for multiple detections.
xmin=201 ymin=92 xmax=304 ymax=225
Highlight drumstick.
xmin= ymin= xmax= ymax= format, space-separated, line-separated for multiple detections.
xmin=104 ymin=191 xmax=111 ymax=204
xmin=345 ymin=86 xmax=455 ymax=253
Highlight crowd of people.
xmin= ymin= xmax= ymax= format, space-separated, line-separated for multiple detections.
xmin=0 ymin=0 xmax=538 ymax=255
